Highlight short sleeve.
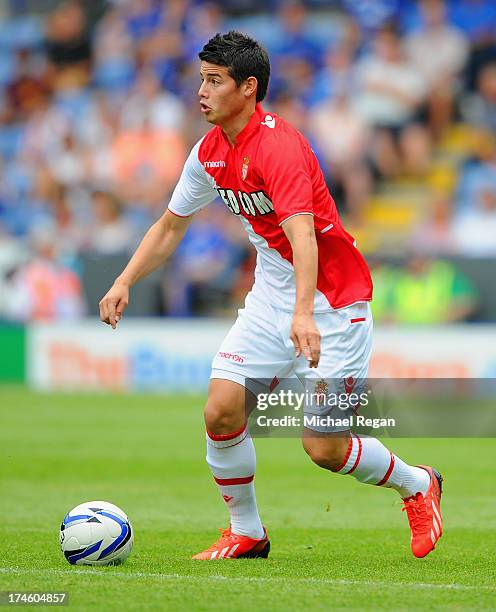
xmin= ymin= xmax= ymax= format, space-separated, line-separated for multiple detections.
xmin=168 ymin=139 xmax=218 ymax=217
xmin=261 ymin=131 xmax=314 ymax=225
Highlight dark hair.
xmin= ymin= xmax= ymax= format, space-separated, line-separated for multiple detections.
xmin=199 ymin=31 xmax=270 ymax=102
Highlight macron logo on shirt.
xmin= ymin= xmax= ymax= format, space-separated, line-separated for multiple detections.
xmin=204 ymin=160 xmax=226 ymax=168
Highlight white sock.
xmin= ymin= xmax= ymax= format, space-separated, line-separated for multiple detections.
xmin=335 ymin=434 xmax=430 ymax=498
xmin=206 ymin=425 xmax=264 ymax=539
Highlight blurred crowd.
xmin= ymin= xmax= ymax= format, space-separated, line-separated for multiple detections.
xmin=0 ymin=0 xmax=495 ymax=322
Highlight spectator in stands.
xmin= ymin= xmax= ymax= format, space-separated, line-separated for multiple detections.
xmin=120 ymin=68 xmax=186 ymax=132
xmin=404 ymin=0 xmax=469 ymax=138
xmin=342 ymin=0 xmax=399 ymax=34
xmin=22 ymin=89 xmax=71 ymax=163
xmin=110 ymin=104 xmax=186 ymax=210
xmin=124 ymin=0 xmax=164 ymax=43
xmin=0 ymin=223 xmax=28 ymax=319
xmin=456 ymin=132 xmax=496 ymax=213
xmin=372 ymin=255 xmax=478 ymax=324
xmin=138 ymin=25 xmax=184 ymax=94
xmin=268 ymin=1 xmax=324 ymax=102
xmin=183 ymin=2 xmax=225 ymax=63
xmin=452 ymin=186 xmax=496 ymax=257
xmin=368 ymin=260 xmax=398 ymax=324
xmin=44 ymin=130 xmax=87 ymax=189
xmin=308 ymin=85 xmax=372 ymax=218
xmin=274 ymin=0 xmax=324 ymax=70
xmin=31 ymin=183 xmax=88 ymax=270
xmin=410 ymin=194 xmax=457 ymax=255
xmin=0 ymin=0 xmax=493 ymax=321
xmin=458 ymin=0 xmax=496 ymax=92
xmin=6 ymin=48 xmax=49 ymax=122
xmin=310 ymin=40 xmax=357 ymax=108
xmin=92 ymin=5 xmax=136 ymax=92
xmin=270 ymin=91 xmax=308 ymax=135
xmin=353 ymin=24 xmax=431 ymax=178
xmin=1 ymin=228 xmax=85 ymax=321
xmin=450 ymin=0 xmax=496 ymax=45
xmin=405 ymin=1 xmax=468 ymax=84
xmin=461 ymin=62 xmax=496 ymax=132
xmin=85 ymin=190 xmax=136 ymax=256
xmin=44 ymin=0 xmax=91 ymax=69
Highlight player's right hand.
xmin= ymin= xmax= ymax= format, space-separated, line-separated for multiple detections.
xmin=99 ymin=280 xmax=129 ymax=330
xmin=290 ymin=312 xmax=321 ymax=368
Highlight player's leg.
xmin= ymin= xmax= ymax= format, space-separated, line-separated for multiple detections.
xmin=193 ymin=292 xmax=291 ymax=559
xmin=301 ymin=430 xmax=431 ymax=499
xmin=302 ymin=430 xmax=443 ymax=558
xmin=294 ymin=302 xmax=443 ymax=557
xmin=204 ymin=378 xmax=263 ymax=540
xmin=192 ymin=377 xmax=270 ymax=559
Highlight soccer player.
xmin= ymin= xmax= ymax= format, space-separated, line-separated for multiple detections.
xmin=99 ymin=31 xmax=443 ymax=560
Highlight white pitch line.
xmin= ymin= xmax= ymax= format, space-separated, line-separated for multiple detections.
xmin=0 ymin=567 xmax=493 ymax=592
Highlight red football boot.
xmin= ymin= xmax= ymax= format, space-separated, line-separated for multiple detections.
xmin=192 ymin=527 xmax=270 ymax=560
xmin=402 ymin=465 xmax=443 ymax=558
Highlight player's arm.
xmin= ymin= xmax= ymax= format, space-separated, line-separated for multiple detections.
xmin=100 ymin=138 xmax=216 ymax=329
xmin=99 ymin=210 xmax=192 ymax=329
xmin=261 ymin=130 xmax=320 ymax=367
xmin=282 ymin=214 xmax=321 ymax=368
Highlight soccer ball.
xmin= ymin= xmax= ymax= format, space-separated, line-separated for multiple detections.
xmin=60 ymin=500 xmax=133 ymax=566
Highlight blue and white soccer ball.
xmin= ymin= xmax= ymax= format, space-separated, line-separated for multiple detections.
xmin=60 ymin=500 xmax=133 ymax=565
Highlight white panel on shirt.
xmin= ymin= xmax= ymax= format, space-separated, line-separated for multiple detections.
xmin=168 ymin=141 xmax=332 ymax=311
xmin=240 ymin=218 xmax=331 ymax=313
xmin=168 ymin=138 xmax=218 ymax=216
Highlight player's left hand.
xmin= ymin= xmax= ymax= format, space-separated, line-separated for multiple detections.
xmin=290 ymin=313 xmax=321 ymax=368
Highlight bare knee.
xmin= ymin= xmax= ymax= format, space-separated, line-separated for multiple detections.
xmin=204 ymin=379 xmax=246 ymax=435
xmin=302 ymin=434 xmax=350 ymax=472
xmin=204 ymin=401 xmax=240 ymax=434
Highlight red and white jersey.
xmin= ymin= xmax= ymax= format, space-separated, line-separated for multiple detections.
xmin=168 ymin=103 xmax=372 ymax=312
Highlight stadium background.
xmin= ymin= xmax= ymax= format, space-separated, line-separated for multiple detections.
xmin=1 ymin=2 xmax=495 ymax=609
xmin=0 ymin=0 xmax=495 ymax=388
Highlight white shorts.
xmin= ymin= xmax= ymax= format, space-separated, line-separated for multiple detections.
xmin=211 ymin=291 xmax=373 ymax=432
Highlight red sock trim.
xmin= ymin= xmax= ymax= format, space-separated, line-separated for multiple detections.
xmin=207 ymin=424 xmax=246 ymax=441
xmin=345 ymin=434 xmax=362 ymax=475
xmin=376 ymin=452 xmax=395 ymax=486
xmin=350 ymin=317 xmax=366 ymax=324
xmin=214 ymin=475 xmax=254 ymax=485
xmin=335 ymin=436 xmax=353 ymax=472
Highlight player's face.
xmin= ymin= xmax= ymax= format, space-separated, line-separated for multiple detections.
xmin=198 ymin=61 xmax=248 ymax=126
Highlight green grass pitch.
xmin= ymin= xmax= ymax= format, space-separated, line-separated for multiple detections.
xmin=1 ymin=387 xmax=495 ymax=610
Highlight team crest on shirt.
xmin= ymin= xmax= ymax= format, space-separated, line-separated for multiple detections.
xmin=242 ymin=156 xmax=250 ymax=181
